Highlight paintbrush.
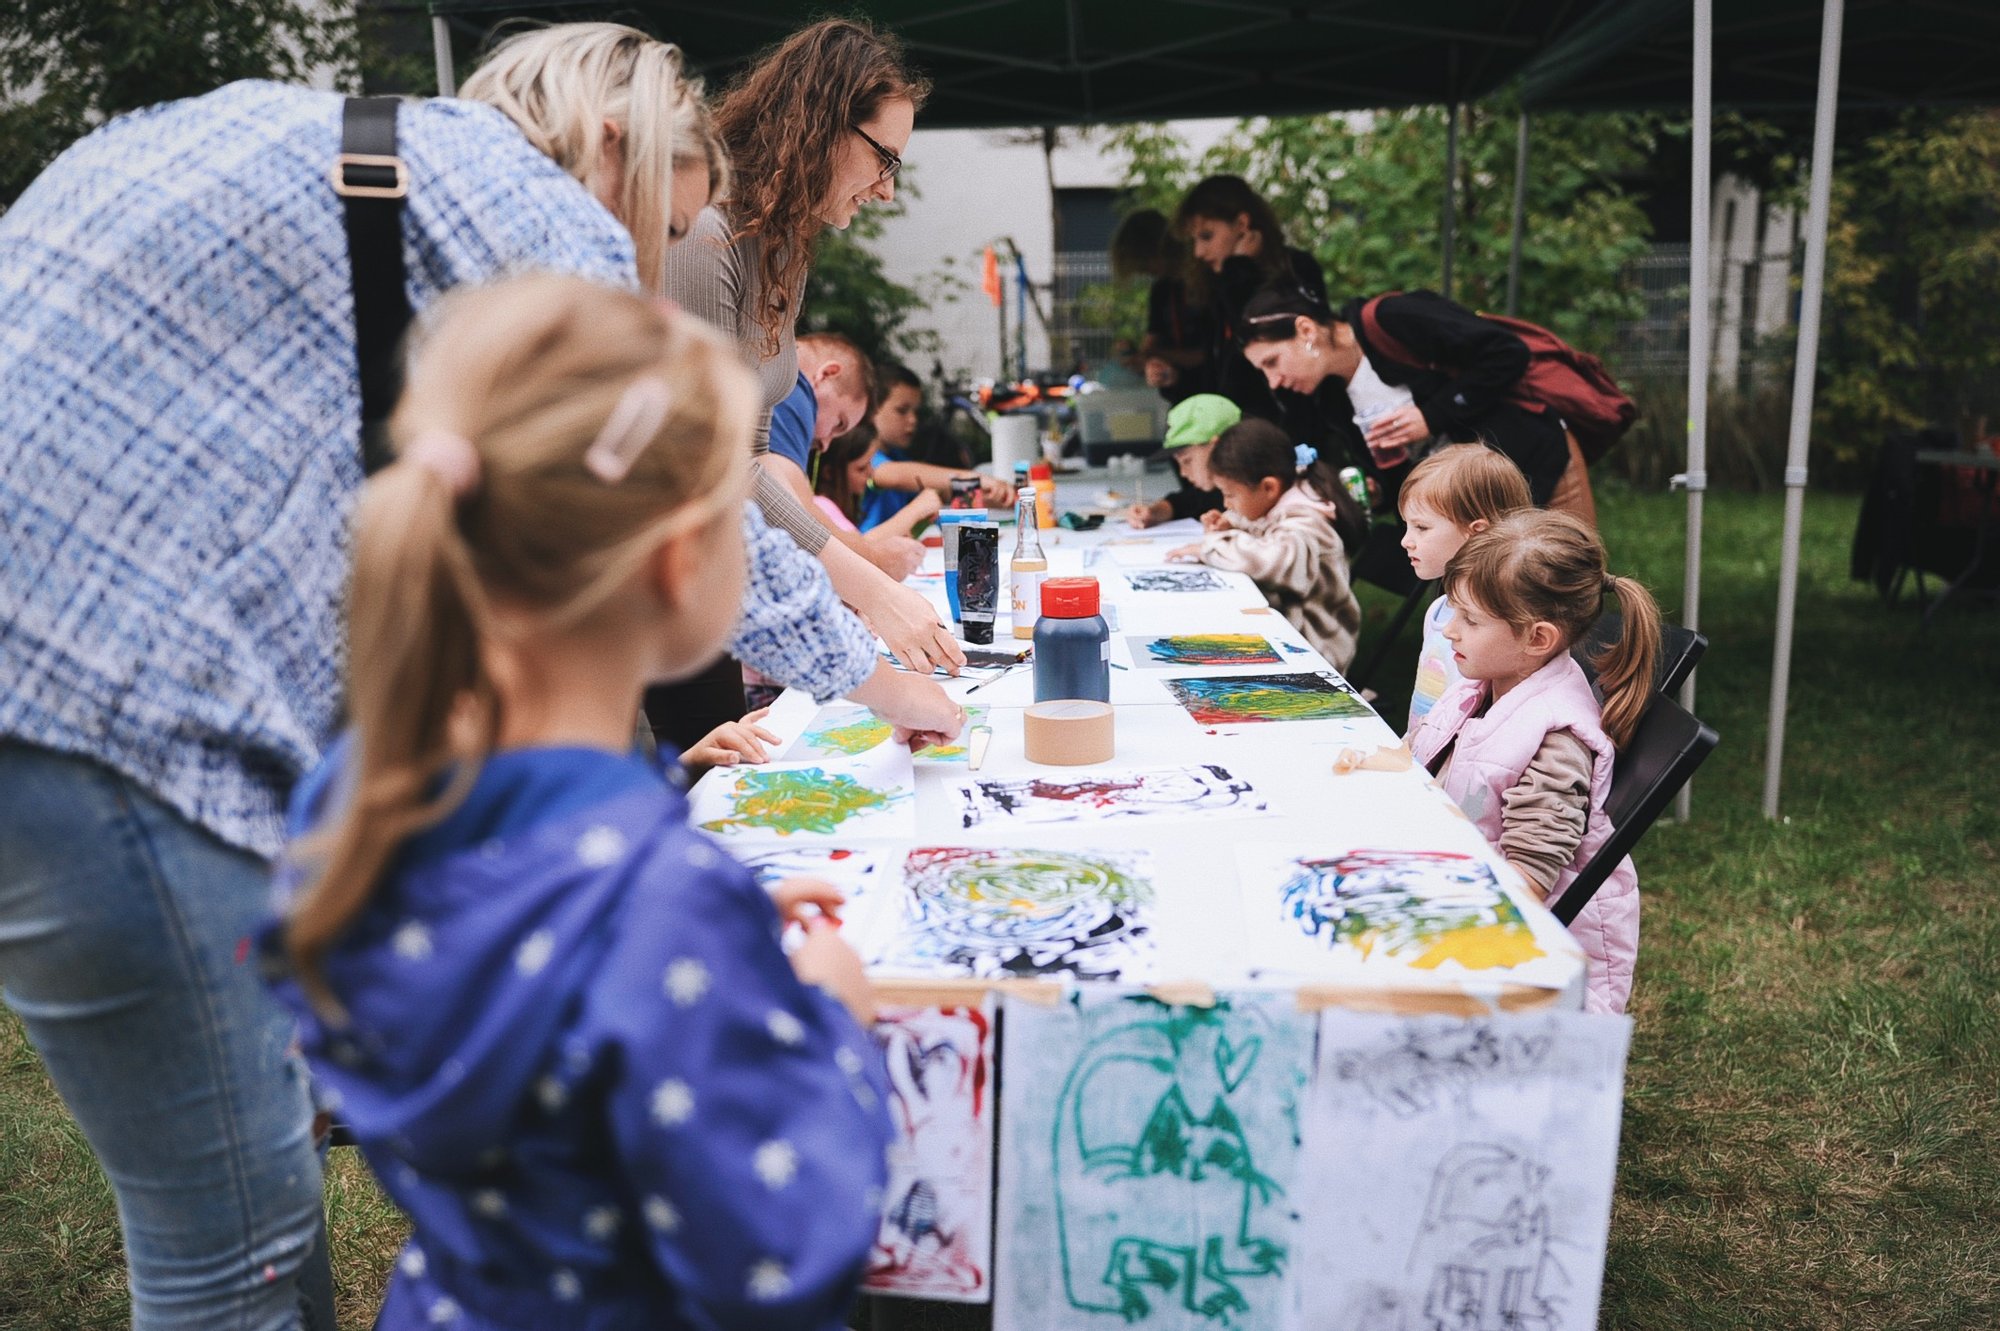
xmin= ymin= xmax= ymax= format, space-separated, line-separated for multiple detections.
xmin=963 ymin=661 xmax=1023 ymax=694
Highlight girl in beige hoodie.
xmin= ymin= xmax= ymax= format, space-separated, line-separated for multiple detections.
xmin=1170 ymin=419 xmax=1365 ymax=669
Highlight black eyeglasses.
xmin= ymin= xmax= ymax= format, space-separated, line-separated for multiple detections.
xmin=852 ymin=124 xmax=903 ymax=183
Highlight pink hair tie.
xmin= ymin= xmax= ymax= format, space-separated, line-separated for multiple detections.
xmin=585 ymin=375 xmax=674 ymax=483
xmin=403 ymin=431 xmax=482 ymax=499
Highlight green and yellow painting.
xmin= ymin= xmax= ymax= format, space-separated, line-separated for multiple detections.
xmin=1162 ymin=671 xmax=1372 ymax=725
xmin=692 ymin=758 xmax=915 ymax=839
xmin=1127 ymin=634 xmax=1282 ymax=669
xmin=1274 ymin=850 xmax=1546 ymax=971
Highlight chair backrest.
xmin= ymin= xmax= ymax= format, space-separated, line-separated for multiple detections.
xmin=1552 ymin=693 xmax=1719 ymax=926
xmin=1572 ymin=611 xmax=1708 ymax=697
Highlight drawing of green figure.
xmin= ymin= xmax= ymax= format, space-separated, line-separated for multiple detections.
xmin=1053 ymin=1003 xmax=1291 ymax=1325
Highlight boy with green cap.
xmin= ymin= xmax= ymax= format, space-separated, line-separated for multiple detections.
xmin=1123 ymin=392 xmax=1240 ymax=528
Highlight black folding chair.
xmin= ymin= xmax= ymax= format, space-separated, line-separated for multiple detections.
xmin=1572 ymin=611 xmax=1707 ymax=698
xmin=1552 ymin=694 xmax=1719 ymax=926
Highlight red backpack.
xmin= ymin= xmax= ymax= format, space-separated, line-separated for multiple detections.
xmin=1358 ymin=294 xmax=1639 ymax=464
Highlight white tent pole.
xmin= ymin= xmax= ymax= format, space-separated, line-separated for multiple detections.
xmin=433 ymin=15 xmax=457 ymax=96
xmin=1763 ymin=0 xmax=1845 ymax=819
xmin=1674 ymin=0 xmax=1712 ymax=821
xmin=1441 ymin=101 xmax=1460 ymax=300
xmin=1506 ymin=111 xmax=1529 ymax=316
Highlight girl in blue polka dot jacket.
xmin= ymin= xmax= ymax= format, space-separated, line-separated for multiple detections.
xmin=261 ymin=274 xmax=918 ymax=1329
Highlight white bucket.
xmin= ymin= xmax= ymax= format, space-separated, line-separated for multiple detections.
xmin=990 ymin=414 xmax=1041 ymax=475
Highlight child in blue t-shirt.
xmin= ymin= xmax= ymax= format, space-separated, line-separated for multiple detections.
xmin=261 ymin=275 xmax=899 ymax=1331
xmin=1397 ymin=443 xmax=1534 ymax=732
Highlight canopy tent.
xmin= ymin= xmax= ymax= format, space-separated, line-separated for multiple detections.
xmin=426 ymin=0 xmax=1609 ymax=124
xmin=425 ymin=0 xmax=2000 ymax=818
xmin=1508 ymin=0 xmax=2000 ymax=817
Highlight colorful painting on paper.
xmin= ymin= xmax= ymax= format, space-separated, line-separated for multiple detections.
xmin=1231 ymin=846 xmax=1583 ymax=989
xmin=864 ymin=847 xmax=1157 ymax=982
xmin=786 ymin=703 xmax=988 ymax=763
xmin=954 ymin=764 xmax=1269 ymax=830
xmin=866 ymin=1002 xmax=997 ymax=1302
xmin=1291 ymin=1011 xmax=1632 ymax=1331
xmin=916 ymin=704 xmax=990 ymax=765
xmin=994 ymin=991 xmax=1314 ymax=1331
xmin=1127 ymin=633 xmax=1282 ymax=669
xmin=1162 ymin=671 xmax=1371 ymax=725
xmin=688 ymin=745 xmax=916 ymax=841
xmin=790 ymin=704 xmax=893 ymax=758
xmin=1125 ymin=568 xmax=1228 ymax=593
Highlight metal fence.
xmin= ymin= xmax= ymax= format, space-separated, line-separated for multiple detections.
xmin=1049 ymin=251 xmax=1117 ymax=374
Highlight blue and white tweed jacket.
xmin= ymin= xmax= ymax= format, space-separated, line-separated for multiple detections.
xmin=0 ymin=81 xmax=873 ymax=858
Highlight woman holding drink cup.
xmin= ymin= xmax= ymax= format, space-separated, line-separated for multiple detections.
xmin=1236 ymin=283 xmax=1591 ymax=521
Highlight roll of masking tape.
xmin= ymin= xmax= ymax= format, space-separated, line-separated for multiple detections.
xmin=1023 ymin=700 xmax=1115 ymax=766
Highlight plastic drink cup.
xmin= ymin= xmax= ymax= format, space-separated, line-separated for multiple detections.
xmin=1354 ymin=403 xmax=1410 ymax=469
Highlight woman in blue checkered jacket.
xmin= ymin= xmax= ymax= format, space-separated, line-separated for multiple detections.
xmin=0 ymin=25 xmax=939 ymax=1330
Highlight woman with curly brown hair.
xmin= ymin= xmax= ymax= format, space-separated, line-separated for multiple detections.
xmin=661 ymin=17 xmax=963 ymax=745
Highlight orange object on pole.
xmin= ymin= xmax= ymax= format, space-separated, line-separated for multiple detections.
xmin=980 ymin=246 xmax=1003 ymax=306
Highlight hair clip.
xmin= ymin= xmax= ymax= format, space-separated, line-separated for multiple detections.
xmin=584 ymin=375 xmax=673 ymax=483
xmin=1294 ymin=443 xmax=1319 ymax=472
xmin=403 ymin=431 xmax=482 ymax=499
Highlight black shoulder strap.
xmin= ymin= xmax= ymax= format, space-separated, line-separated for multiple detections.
xmin=334 ymin=96 xmax=413 ymax=476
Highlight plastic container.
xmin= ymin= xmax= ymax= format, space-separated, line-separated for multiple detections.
xmin=1009 ymin=494 xmax=1046 ymax=640
xmin=1030 ymin=460 xmax=1056 ymax=530
xmin=1076 ymin=387 xmax=1169 ymax=466
xmin=990 ymin=414 xmax=1041 ymax=475
xmin=1033 ymin=576 xmax=1110 ymax=703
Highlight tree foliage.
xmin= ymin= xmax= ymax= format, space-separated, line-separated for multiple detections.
xmin=0 ymin=0 xmax=357 ymax=208
xmin=1813 ymin=109 xmax=2000 ymax=456
xmin=799 ymin=177 xmax=942 ymax=371
xmin=1094 ymin=102 xmax=1659 ymax=354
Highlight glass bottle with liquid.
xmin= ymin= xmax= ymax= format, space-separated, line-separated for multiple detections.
xmin=1009 ymin=494 xmax=1047 ymax=640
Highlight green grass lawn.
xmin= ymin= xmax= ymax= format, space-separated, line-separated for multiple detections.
xmin=3 ymin=486 xmax=1996 ymax=1328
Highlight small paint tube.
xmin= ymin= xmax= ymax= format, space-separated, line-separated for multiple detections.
xmin=956 ymin=523 xmax=1000 ymax=645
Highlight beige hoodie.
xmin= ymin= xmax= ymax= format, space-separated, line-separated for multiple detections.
xmin=1198 ymin=484 xmax=1363 ymax=670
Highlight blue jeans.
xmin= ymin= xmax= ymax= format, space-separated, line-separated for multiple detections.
xmin=0 ymin=742 xmax=335 ymax=1330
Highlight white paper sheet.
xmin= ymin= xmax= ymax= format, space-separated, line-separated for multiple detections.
xmin=952 ymin=763 xmax=1272 ymax=830
xmin=1289 ymin=1010 xmax=1632 ymax=1331
xmin=861 ymin=846 xmax=1159 ymax=983
xmin=996 ymin=990 xmax=1315 ymax=1331
xmin=866 ymin=1000 xmax=997 ymax=1303
xmin=686 ymin=742 xmax=916 ymax=842
xmin=1232 ymin=844 xmax=1584 ymax=992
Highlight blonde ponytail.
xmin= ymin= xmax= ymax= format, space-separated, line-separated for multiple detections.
xmin=286 ymin=273 xmax=756 ymax=1011
xmin=288 ymin=464 xmax=497 ymax=1012
xmin=1593 ymin=574 xmax=1662 ymax=749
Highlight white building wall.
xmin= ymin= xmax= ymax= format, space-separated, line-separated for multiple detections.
xmin=870 ymin=118 xmax=1237 ymax=381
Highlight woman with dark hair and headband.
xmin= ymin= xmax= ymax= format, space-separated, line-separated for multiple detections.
xmin=1236 ymin=282 xmax=1596 ymax=524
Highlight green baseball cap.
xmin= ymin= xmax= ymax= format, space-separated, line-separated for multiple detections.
xmin=1163 ymin=394 xmax=1242 ymax=450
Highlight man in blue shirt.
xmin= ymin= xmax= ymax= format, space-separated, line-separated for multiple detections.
xmin=760 ymin=332 xmax=929 ymax=579
xmin=764 ymin=331 xmax=874 ymax=472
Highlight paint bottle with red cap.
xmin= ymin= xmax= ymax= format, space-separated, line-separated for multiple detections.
xmin=1033 ymin=576 xmax=1110 ymax=703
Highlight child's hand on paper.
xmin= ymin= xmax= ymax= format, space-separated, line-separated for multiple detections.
xmin=791 ymin=920 xmax=875 ymax=1026
xmin=771 ymin=875 xmax=846 ymax=929
xmin=1200 ymin=509 xmax=1231 ymax=532
xmin=1165 ymin=543 xmax=1202 ymax=562
xmin=684 ymin=708 xmax=780 ymax=767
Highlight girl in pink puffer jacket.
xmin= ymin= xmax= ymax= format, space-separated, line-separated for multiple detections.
xmin=1405 ymin=510 xmax=1661 ymax=1013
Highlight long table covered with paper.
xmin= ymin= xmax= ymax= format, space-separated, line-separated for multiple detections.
xmin=687 ymin=504 xmax=1632 ymax=1331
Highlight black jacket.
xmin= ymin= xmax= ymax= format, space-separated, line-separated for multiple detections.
xmin=1333 ymin=289 xmax=1568 ymax=503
